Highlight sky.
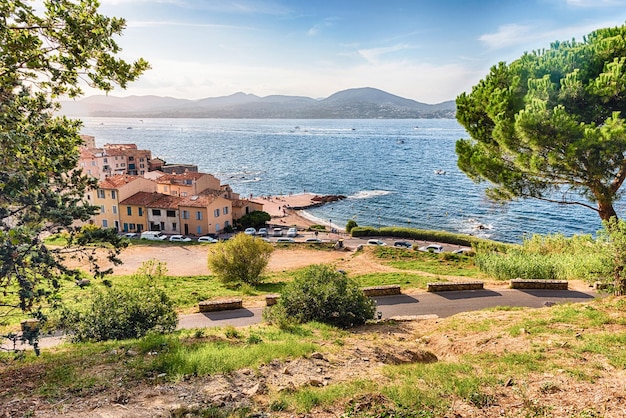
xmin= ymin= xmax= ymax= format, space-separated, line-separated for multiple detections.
xmin=92 ymin=0 xmax=626 ymax=104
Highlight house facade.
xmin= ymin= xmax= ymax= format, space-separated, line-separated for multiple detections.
xmin=178 ymin=192 xmax=233 ymax=236
xmin=89 ymin=175 xmax=157 ymax=230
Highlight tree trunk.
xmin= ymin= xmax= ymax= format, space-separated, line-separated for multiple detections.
xmin=598 ymin=199 xmax=618 ymax=222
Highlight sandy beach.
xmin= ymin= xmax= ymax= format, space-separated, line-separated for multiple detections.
xmin=249 ymin=192 xmax=339 ymax=231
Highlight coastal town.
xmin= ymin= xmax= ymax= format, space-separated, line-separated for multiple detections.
xmin=77 ymin=135 xmax=326 ymax=237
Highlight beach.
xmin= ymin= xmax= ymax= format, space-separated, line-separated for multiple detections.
xmin=250 ymin=192 xmax=339 ymax=231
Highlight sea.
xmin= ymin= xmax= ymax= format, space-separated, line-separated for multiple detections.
xmin=79 ymin=117 xmax=616 ymax=244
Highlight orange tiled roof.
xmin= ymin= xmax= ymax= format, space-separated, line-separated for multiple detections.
xmin=119 ymin=191 xmax=165 ymax=206
xmin=99 ymin=174 xmax=142 ymax=189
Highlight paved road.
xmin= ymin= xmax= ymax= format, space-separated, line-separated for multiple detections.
xmin=6 ymin=287 xmax=597 ymax=351
xmin=178 ymin=287 xmax=597 ymax=329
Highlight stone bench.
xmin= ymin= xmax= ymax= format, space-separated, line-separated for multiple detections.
xmin=199 ymin=298 xmax=243 ymax=312
xmin=265 ymin=294 xmax=280 ymax=306
xmin=510 ymin=279 xmax=568 ymax=290
xmin=362 ymin=285 xmax=402 ymax=297
xmin=427 ymin=281 xmax=484 ymax=292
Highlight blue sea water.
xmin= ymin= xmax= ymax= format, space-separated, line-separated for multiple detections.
xmin=80 ymin=117 xmax=612 ymax=243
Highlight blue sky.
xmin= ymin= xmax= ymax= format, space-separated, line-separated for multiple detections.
xmin=96 ymin=0 xmax=626 ymax=103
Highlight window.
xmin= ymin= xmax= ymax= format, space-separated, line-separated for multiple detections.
xmin=102 ymin=220 xmax=108 ymax=227
xmin=182 ymin=210 xmax=189 ymax=219
xmin=129 ymin=223 xmax=136 ymax=230
xmin=224 ymin=220 xmax=230 ymax=228
xmin=181 ymin=192 xmax=187 ymax=197
xmin=111 ymin=190 xmax=116 ymax=199
xmin=172 ymin=222 xmax=177 ymax=231
xmin=127 ymin=206 xmax=132 ymax=216
xmin=138 ymin=208 xmax=143 ymax=216
xmin=103 ymin=158 xmax=108 ymax=163
xmin=160 ymin=222 xmax=165 ymax=230
xmin=196 ymin=211 xmax=202 ymax=220
xmin=214 ymin=208 xmax=220 ymax=217
xmin=100 ymin=205 xmax=105 ymax=214
xmin=112 ymin=205 xmax=117 ymax=215
xmin=152 ymin=209 xmax=161 ymax=216
xmin=196 ymin=226 xmax=202 ymax=235
xmin=97 ymin=189 xmax=105 ymax=199
xmin=223 ymin=206 xmax=229 ymax=215
xmin=166 ymin=210 xmax=176 ymax=217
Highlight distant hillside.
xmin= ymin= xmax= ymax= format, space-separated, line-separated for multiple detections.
xmin=59 ymin=87 xmax=456 ymax=119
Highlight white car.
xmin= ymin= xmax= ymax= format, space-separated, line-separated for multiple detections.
xmin=276 ymin=238 xmax=295 ymax=243
xmin=140 ymin=231 xmax=168 ymax=240
xmin=244 ymin=227 xmax=256 ymax=235
xmin=272 ymin=228 xmax=283 ymax=237
xmin=198 ymin=236 xmax=218 ymax=243
xmin=257 ymin=227 xmax=268 ymax=237
xmin=286 ymin=227 xmax=297 ymax=237
xmin=169 ymin=234 xmax=192 ymax=242
xmin=305 ymin=238 xmax=322 ymax=243
xmin=367 ymin=239 xmax=386 ymax=246
xmin=123 ymin=232 xmax=138 ymax=239
xmin=418 ymin=244 xmax=444 ymax=253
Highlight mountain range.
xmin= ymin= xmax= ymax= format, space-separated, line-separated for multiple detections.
xmin=59 ymin=87 xmax=456 ymax=119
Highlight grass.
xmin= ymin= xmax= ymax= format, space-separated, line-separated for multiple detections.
xmin=371 ymin=247 xmax=483 ymax=278
xmin=2 ymin=297 xmax=625 ymax=416
xmin=352 ymin=272 xmax=434 ymax=290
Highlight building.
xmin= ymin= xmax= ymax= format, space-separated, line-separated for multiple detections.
xmin=178 ymin=191 xmax=234 ymax=236
xmin=155 ymin=172 xmax=221 ymax=197
xmin=88 ymin=175 xmax=157 ymax=230
xmin=77 ymin=143 xmax=152 ymax=181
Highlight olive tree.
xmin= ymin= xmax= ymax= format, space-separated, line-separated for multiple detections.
xmin=456 ymin=25 xmax=626 ymax=222
xmin=0 ymin=0 xmax=148 ymax=326
xmin=207 ymin=233 xmax=274 ymax=285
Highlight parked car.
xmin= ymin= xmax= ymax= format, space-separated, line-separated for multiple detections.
xmin=123 ymin=232 xmax=138 ymax=239
xmin=452 ymin=248 xmax=470 ymax=254
xmin=394 ymin=241 xmax=412 ymax=248
xmin=244 ymin=227 xmax=256 ymax=235
xmin=305 ymin=238 xmax=322 ymax=243
xmin=286 ymin=227 xmax=297 ymax=237
xmin=272 ymin=228 xmax=283 ymax=237
xmin=418 ymin=244 xmax=444 ymax=253
xmin=257 ymin=227 xmax=268 ymax=237
xmin=169 ymin=234 xmax=192 ymax=242
xmin=140 ymin=231 xmax=167 ymax=240
xmin=367 ymin=239 xmax=386 ymax=246
xmin=276 ymin=238 xmax=295 ymax=243
xmin=198 ymin=236 xmax=218 ymax=243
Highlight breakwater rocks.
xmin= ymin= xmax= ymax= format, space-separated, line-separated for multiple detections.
xmin=291 ymin=194 xmax=346 ymax=210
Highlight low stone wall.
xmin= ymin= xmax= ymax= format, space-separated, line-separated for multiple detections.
xmin=510 ymin=279 xmax=568 ymax=290
xmin=362 ymin=285 xmax=402 ymax=297
xmin=199 ymin=298 xmax=243 ymax=312
xmin=265 ymin=294 xmax=280 ymax=306
xmin=427 ymin=281 xmax=484 ymax=292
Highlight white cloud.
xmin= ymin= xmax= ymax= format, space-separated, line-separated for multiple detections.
xmin=357 ymin=44 xmax=412 ymax=64
xmin=478 ymin=24 xmax=532 ymax=50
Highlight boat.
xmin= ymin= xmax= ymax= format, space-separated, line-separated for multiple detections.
xmin=433 ymin=169 xmax=446 ymax=175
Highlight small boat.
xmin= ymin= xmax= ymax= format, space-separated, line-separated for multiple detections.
xmin=433 ymin=169 xmax=446 ymax=175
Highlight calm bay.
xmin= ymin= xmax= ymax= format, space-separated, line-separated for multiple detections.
xmin=80 ymin=117 xmax=612 ymax=243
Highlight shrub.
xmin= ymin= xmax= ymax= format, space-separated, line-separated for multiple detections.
xmin=236 ymin=211 xmax=271 ymax=229
xmin=62 ymin=261 xmax=177 ymax=342
xmin=264 ymin=264 xmax=376 ymax=328
xmin=207 ymin=233 xmax=273 ymax=285
xmin=346 ymin=219 xmax=358 ymax=233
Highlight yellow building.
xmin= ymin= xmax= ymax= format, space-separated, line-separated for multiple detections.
xmin=88 ymin=175 xmax=156 ymax=230
xmin=178 ymin=191 xmax=233 ymax=236
xmin=155 ymin=172 xmax=222 ymax=197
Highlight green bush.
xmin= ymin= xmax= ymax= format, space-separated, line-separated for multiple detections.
xmin=236 ymin=211 xmax=271 ymax=229
xmin=350 ymin=226 xmax=509 ymax=250
xmin=207 ymin=233 xmax=273 ymax=285
xmin=264 ymin=264 xmax=376 ymax=328
xmin=346 ymin=219 xmax=358 ymax=233
xmin=62 ymin=261 xmax=177 ymax=342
